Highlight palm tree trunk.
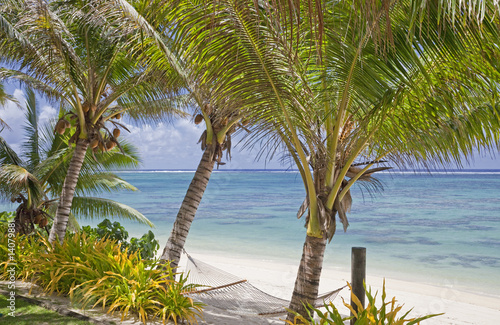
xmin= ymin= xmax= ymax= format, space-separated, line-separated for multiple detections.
xmin=160 ymin=147 xmax=215 ymax=270
xmin=286 ymin=234 xmax=328 ymax=322
xmin=48 ymin=138 xmax=89 ymax=244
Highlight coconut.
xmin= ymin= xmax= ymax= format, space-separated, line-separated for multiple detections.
xmin=242 ymin=119 xmax=250 ymax=126
xmin=39 ymin=218 xmax=48 ymax=228
xmin=10 ymin=197 xmax=16 ymax=203
xmin=98 ymin=141 xmax=105 ymax=151
xmin=90 ymin=104 xmax=97 ymax=112
xmin=222 ymin=117 xmax=228 ymax=126
xmin=114 ymin=113 xmax=122 ymax=119
xmin=63 ymin=119 xmax=71 ymax=128
xmin=82 ymin=102 xmax=90 ymax=113
xmin=113 ymin=128 xmax=120 ymax=138
xmin=194 ymin=114 xmax=204 ymax=124
xmin=106 ymin=140 xmax=116 ymax=150
xmin=90 ymin=139 xmax=99 ymax=148
xmin=56 ymin=120 xmax=66 ymax=134
xmin=34 ymin=214 xmax=43 ymax=225
xmin=16 ymin=198 xmax=22 ymax=203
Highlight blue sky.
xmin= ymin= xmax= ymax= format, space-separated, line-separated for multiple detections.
xmin=0 ymin=87 xmax=498 ymax=170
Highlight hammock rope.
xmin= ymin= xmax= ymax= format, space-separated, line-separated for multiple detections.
xmin=182 ymin=251 xmax=346 ymax=316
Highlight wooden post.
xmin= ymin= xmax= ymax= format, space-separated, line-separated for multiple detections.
xmin=350 ymin=247 xmax=366 ymax=325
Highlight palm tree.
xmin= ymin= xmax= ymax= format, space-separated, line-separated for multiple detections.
xmin=0 ymin=88 xmax=153 ymax=235
xmin=0 ymin=0 xmax=179 ymax=243
xmin=92 ymin=0 xmax=253 ymax=270
xmin=170 ymin=0 xmax=500 ymax=319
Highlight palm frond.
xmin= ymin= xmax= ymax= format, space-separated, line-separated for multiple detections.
xmin=0 ymin=164 xmax=44 ymax=208
xmin=0 ymin=135 xmax=23 ymax=166
xmin=22 ymin=88 xmax=41 ymax=170
xmin=74 ymin=172 xmax=138 ymax=197
xmin=70 ymin=196 xmax=154 ymax=228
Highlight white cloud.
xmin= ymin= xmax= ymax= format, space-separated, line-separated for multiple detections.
xmin=119 ymin=118 xmax=283 ymax=170
xmin=39 ymin=105 xmax=58 ymax=126
xmin=0 ymin=89 xmax=58 ymax=153
xmin=120 ymin=119 xmax=207 ymax=169
xmin=0 ymin=88 xmax=27 ymax=151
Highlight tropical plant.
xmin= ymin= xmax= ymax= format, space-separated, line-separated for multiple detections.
xmin=286 ymin=281 xmax=442 ymax=325
xmin=91 ymin=0 xmax=254 ymax=271
xmin=82 ymin=218 xmax=160 ymax=259
xmin=0 ymin=0 xmax=181 ymax=244
xmin=0 ymin=88 xmax=153 ymax=236
xmin=16 ymin=231 xmax=204 ymax=324
xmin=165 ymin=0 xmax=500 ymax=320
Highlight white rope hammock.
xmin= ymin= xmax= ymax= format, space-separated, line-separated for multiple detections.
xmin=182 ymin=251 xmax=346 ymax=316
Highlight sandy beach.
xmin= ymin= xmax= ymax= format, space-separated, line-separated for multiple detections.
xmin=179 ymin=251 xmax=500 ymax=325
xmin=2 ymin=251 xmax=498 ymax=325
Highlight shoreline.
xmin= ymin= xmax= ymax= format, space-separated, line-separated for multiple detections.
xmin=180 ymin=250 xmax=500 ymax=325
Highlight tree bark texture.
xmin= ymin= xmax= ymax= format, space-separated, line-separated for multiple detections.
xmin=286 ymin=234 xmax=328 ymax=322
xmin=48 ymin=138 xmax=89 ymax=244
xmin=160 ymin=148 xmax=215 ymax=270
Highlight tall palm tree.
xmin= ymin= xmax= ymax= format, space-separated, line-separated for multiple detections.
xmin=93 ymin=0 xmax=252 ymax=271
xmin=0 ymin=88 xmax=153 ymax=236
xmin=171 ymin=0 xmax=500 ymax=319
xmin=0 ymin=0 xmax=179 ymax=243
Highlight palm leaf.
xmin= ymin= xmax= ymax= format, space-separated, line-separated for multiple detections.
xmin=22 ymin=88 xmax=41 ymax=170
xmin=0 ymin=164 xmax=44 ymax=208
xmin=70 ymin=196 xmax=154 ymax=228
xmin=0 ymin=136 xmax=23 ymax=166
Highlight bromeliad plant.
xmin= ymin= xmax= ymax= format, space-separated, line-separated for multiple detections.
xmin=286 ymin=281 xmax=442 ymax=325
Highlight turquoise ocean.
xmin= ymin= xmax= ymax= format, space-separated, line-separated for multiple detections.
xmin=2 ymin=170 xmax=500 ymax=297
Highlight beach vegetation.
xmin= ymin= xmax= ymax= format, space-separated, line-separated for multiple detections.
xmin=82 ymin=219 xmax=159 ymax=260
xmin=0 ymin=0 xmax=183 ymax=245
xmin=0 ymin=229 xmax=203 ymax=324
xmin=0 ymin=88 xmax=152 ymax=236
xmin=286 ymin=282 xmax=442 ymax=325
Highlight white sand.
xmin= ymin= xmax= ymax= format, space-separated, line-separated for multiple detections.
xmin=180 ymin=251 xmax=500 ymax=325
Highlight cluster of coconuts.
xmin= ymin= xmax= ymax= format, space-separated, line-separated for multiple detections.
xmin=55 ymin=118 xmax=71 ymax=135
xmin=33 ymin=212 xmax=49 ymax=228
xmin=82 ymin=101 xmax=97 ymax=114
xmin=10 ymin=196 xmax=22 ymax=203
xmin=90 ymin=127 xmax=121 ymax=152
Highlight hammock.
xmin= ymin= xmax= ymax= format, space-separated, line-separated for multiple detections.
xmin=182 ymin=251 xmax=346 ymax=316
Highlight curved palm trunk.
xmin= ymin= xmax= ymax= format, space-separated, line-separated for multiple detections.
xmin=160 ymin=148 xmax=215 ymax=270
xmin=48 ymin=138 xmax=89 ymax=244
xmin=286 ymin=234 xmax=328 ymax=322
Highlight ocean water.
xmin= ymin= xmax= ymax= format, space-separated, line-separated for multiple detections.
xmin=2 ymin=170 xmax=499 ymax=296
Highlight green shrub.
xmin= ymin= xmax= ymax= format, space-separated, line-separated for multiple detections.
xmin=81 ymin=219 xmax=159 ymax=259
xmin=286 ymin=281 xmax=442 ymax=325
xmin=129 ymin=230 xmax=160 ymax=260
